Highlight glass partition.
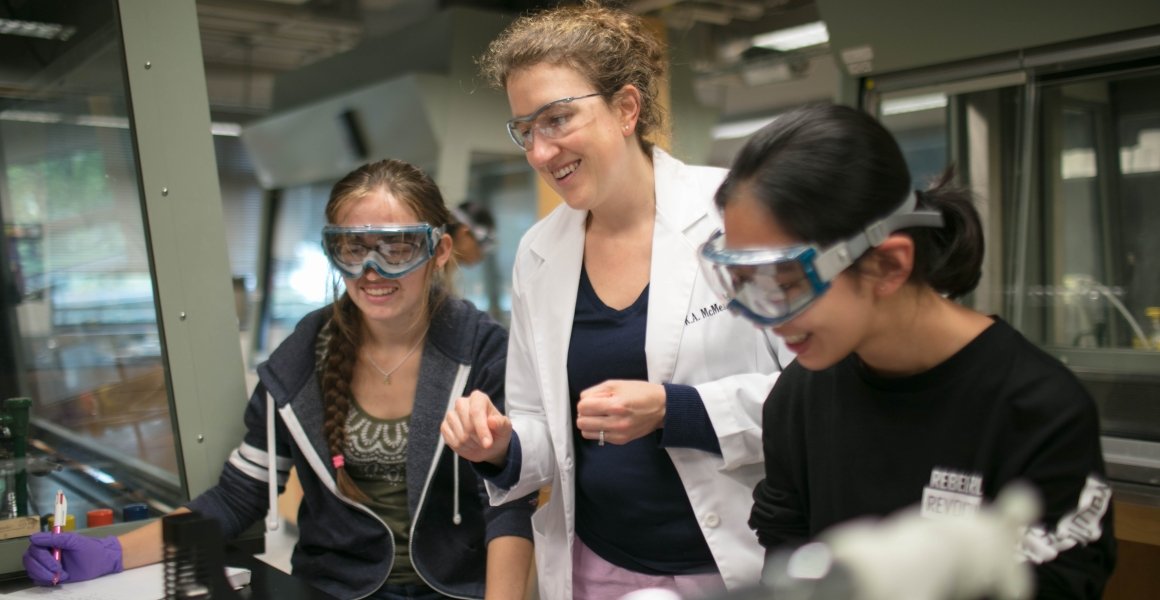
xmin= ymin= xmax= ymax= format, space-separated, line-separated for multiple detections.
xmin=879 ymin=92 xmax=950 ymax=190
xmin=458 ymin=155 xmax=538 ymax=326
xmin=1036 ymin=69 xmax=1160 ymax=446
xmin=871 ymin=57 xmax=1160 ymax=490
xmin=258 ymin=182 xmax=331 ymax=357
xmin=0 ymin=0 xmax=181 ymax=536
xmin=1039 ymin=76 xmax=1158 ymax=351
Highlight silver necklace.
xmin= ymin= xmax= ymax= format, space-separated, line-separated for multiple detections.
xmin=364 ymin=328 xmax=428 ymax=384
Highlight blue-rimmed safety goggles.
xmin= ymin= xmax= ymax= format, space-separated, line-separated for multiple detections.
xmin=699 ymin=193 xmax=944 ymax=326
xmin=321 ymin=223 xmax=445 ymax=279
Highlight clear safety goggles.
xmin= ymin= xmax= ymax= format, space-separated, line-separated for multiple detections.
xmin=468 ymin=224 xmax=497 ymax=253
xmin=451 ymin=207 xmax=497 ymax=253
xmin=321 ymin=223 xmax=445 ymax=279
xmin=506 ymin=92 xmax=604 ymax=151
xmin=698 ymin=193 xmax=944 ymax=326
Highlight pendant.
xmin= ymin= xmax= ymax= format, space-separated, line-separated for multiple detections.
xmin=383 ymin=374 xmax=391 ymax=385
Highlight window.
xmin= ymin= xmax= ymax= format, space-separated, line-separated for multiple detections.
xmin=870 ymin=53 xmax=1160 ymax=489
xmin=458 ymin=155 xmax=539 ymax=326
xmin=0 ymin=2 xmax=182 ymax=530
xmin=0 ymin=2 xmax=244 ymax=565
xmin=258 ymin=182 xmax=332 ymax=356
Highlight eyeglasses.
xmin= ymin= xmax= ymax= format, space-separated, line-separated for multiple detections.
xmin=506 ymin=92 xmax=604 ymax=151
xmin=321 ymin=223 xmax=445 ymax=279
xmin=698 ymin=193 xmax=945 ymax=326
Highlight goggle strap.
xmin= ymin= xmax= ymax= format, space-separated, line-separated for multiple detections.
xmin=429 ymin=225 xmax=446 ymax=249
xmin=814 ymin=243 xmax=855 ymax=282
xmin=813 ymin=192 xmax=944 ymax=281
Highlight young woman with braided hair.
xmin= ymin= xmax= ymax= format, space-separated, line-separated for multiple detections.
xmin=23 ymin=159 xmax=535 ymax=600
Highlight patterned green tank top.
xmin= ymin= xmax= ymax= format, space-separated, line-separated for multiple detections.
xmin=315 ymin=324 xmax=421 ymax=585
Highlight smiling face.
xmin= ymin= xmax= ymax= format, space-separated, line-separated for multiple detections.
xmin=722 ymin=187 xmax=876 ymax=371
xmin=333 ymin=188 xmax=451 ymax=328
xmin=505 ymin=63 xmax=636 ymax=212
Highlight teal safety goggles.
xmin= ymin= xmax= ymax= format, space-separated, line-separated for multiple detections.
xmin=322 ymin=223 xmax=445 ymax=279
xmin=699 ymin=193 xmax=944 ymax=326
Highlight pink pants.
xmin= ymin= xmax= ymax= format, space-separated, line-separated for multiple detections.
xmin=571 ymin=539 xmax=726 ymax=600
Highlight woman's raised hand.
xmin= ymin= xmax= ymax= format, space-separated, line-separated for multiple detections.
xmin=441 ymin=390 xmax=512 ymax=467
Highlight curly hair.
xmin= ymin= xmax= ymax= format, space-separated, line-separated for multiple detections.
xmin=478 ymin=0 xmax=667 ymax=153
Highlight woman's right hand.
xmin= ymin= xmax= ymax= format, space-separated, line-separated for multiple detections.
xmin=441 ymin=390 xmax=512 ymax=467
xmin=23 ymin=532 xmax=123 ymax=586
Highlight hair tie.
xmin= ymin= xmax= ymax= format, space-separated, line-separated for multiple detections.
xmin=331 ymin=454 xmax=345 ymax=469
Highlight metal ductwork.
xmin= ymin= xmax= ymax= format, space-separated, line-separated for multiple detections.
xmin=241 ymin=74 xmax=442 ymax=189
xmin=238 ymin=6 xmax=517 ymax=196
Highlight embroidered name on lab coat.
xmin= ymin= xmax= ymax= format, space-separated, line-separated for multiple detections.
xmin=685 ymin=302 xmax=727 ymax=326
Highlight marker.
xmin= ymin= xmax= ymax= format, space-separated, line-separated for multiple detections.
xmin=52 ymin=490 xmax=66 ymax=585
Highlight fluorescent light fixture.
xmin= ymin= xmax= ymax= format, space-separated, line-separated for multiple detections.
xmin=212 ymin=122 xmax=242 ymax=137
xmin=0 ymin=110 xmax=62 ymax=124
xmin=752 ymin=21 xmax=829 ymax=52
xmin=1120 ymin=129 xmax=1160 ymax=175
xmin=1061 ymin=148 xmax=1097 ymax=179
xmin=75 ymin=115 xmax=130 ymax=129
xmin=880 ymin=93 xmax=948 ymax=116
xmin=0 ymin=18 xmax=75 ymax=41
xmin=81 ymin=465 xmax=117 ymax=485
xmin=1 ymin=109 xmax=241 ymax=137
xmin=712 ymin=115 xmax=779 ymax=140
xmin=741 ymin=61 xmax=795 ymax=86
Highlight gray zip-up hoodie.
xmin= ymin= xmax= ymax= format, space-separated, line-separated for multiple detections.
xmin=187 ymin=297 xmax=535 ymax=599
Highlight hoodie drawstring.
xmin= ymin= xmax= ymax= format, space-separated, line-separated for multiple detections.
xmin=265 ymin=391 xmax=280 ymax=532
xmin=452 ymin=456 xmax=462 ymax=525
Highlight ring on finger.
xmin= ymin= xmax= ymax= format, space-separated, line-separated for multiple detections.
xmin=598 ymin=430 xmax=605 ymax=446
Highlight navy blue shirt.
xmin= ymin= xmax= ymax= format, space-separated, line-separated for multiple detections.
xmin=567 ymin=267 xmax=715 ymax=575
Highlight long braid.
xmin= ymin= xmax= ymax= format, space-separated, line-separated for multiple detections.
xmin=321 ymin=294 xmax=369 ymax=502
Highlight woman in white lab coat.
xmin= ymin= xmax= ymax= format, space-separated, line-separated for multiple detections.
xmin=440 ymin=3 xmax=793 ymax=600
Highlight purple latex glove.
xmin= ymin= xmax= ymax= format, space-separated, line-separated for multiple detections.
xmin=23 ymin=532 xmax=123 ymax=586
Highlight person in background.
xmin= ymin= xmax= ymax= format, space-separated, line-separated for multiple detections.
xmin=700 ymin=103 xmax=1116 ymax=597
xmin=450 ymin=200 xmax=497 ymax=267
xmin=23 ymin=159 xmax=534 ymax=600
xmin=440 ymin=2 xmax=794 ymax=599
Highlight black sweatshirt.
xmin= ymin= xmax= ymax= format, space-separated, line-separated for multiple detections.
xmin=750 ymin=318 xmax=1116 ymax=598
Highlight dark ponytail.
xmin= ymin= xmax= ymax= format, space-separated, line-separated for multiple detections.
xmin=909 ymin=169 xmax=984 ymax=298
xmin=716 ymin=102 xmax=985 ymax=298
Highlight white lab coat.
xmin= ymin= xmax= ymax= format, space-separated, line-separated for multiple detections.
xmin=487 ymin=148 xmax=793 ymax=600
